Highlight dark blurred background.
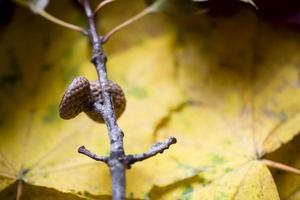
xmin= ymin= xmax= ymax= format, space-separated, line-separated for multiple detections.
xmin=2 ymin=0 xmax=300 ymax=28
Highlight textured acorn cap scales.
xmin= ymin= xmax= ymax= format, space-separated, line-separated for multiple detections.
xmin=59 ymin=76 xmax=92 ymax=119
xmin=85 ymin=80 xmax=126 ymax=123
xmin=59 ymin=76 xmax=126 ymax=123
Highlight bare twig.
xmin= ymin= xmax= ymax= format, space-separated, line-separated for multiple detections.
xmin=262 ymin=159 xmax=300 ymax=175
xmin=38 ymin=10 xmax=88 ymax=35
xmin=80 ymin=0 xmax=126 ymax=199
xmin=14 ymin=0 xmax=176 ymax=199
xmin=126 ymin=137 xmax=177 ymax=167
xmin=78 ymin=146 xmax=109 ymax=163
xmin=102 ymin=7 xmax=152 ymax=43
xmin=94 ymin=0 xmax=117 ymax=14
xmin=78 ymin=1 xmax=176 ymax=199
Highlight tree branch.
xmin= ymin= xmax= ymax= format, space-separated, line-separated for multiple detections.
xmin=79 ymin=1 xmax=176 ymax=199
xmin=15 ymin=0 xmax=177 ymax=199
xmin=78 ymin=146 xmax=109 ymax=163
xmin=80 ymin=1 xmax=126 ymax=199
xmin=126 ymin=137 xmax=177 ymax=167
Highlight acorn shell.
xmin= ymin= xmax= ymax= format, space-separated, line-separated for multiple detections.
xmin=85 ymin=80 xmax=126 ymax=123
xmin=59 ymin=76 xmax=92 ymax=119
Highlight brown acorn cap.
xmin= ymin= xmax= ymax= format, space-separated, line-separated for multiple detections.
xmin=59 ymin=76 xmax=92 ymax=119
xmin=85 ymin=80 xmax=126 ymax=123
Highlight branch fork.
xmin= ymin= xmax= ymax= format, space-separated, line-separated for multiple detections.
xmin=76 ymin=1 xmax=177 ymax=199
xmin=78 ymin=137 xmax=177 ymax=168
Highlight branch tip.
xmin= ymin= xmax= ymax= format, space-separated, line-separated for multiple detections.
xmin=78 ymin=146 xmax=108 ymax=163
xmin=126 ymin=136 xmax=177 ymax=167
xmin=78 ymin=145 xmax=85 ymax=153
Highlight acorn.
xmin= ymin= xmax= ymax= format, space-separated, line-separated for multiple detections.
xmin=59 ymin=76 xmax=126 ymax=123
xmin=85 ymin=80 xmax=126 ymax=122
xmin=59 ymin=76 xmax=92 ymax=119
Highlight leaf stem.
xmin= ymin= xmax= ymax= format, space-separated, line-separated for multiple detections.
xmin=38 ymin=10 xmax=88 ymax=35
xmin=94 ymin=0 xmax=117 ymax=14
xmin=102 ymin=6 xmax=152 ymax=43
xmin=262 ymin=159 xmax=300 ymax=175
xmin=16 ymin=180 xmax=23 ymax=200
